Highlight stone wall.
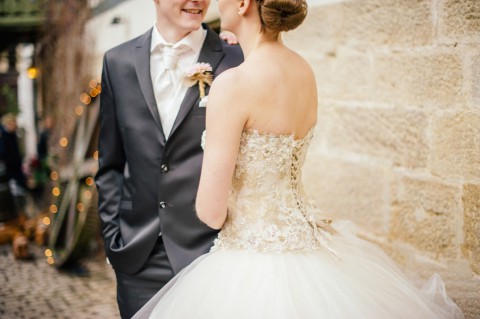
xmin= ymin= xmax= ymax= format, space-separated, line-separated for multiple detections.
xmin=285 ymin=0 xmax=480 ymax=317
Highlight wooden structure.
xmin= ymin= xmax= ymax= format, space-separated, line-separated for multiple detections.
xmin=0 ymin=0 xmax=45 ymax=114
xmin=48 ymin=93 xmax=100 ymax=267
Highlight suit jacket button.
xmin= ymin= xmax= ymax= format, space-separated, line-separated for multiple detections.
xmin=159 ymin=201 xmax=167 ymax=209
xmin=161 ymin=164 xmax=169 ymax=173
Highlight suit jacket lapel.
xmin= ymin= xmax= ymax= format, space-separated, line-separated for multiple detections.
xmin=169 ymin=25 xmax=225 ymax=139
xmin=134 ymin=28 xmax=166 ymax=144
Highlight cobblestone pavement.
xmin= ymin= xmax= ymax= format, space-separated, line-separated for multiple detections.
xmin=0 ymin=243 xmax=120 ymax=318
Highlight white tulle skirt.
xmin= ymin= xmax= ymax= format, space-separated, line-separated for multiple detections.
xmin=133 ymin=222 xmax=464 ymax=319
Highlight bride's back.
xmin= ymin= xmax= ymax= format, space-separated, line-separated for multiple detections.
xmin=239 ymin=43 xmax=317 ymax=139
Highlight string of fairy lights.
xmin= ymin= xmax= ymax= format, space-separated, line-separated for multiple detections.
xmin=43 ymin=79 xmax=101 ymax=265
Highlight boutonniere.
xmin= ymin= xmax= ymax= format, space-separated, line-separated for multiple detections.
xmin=184 ymin=62 xmax=213 ymax=101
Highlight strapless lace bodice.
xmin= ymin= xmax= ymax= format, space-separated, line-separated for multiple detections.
xmin=211 ymin=127 xmax=334 ymax=253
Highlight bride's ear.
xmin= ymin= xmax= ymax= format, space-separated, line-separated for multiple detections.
xmin=238 ymin=0 xmax=251 ymax=16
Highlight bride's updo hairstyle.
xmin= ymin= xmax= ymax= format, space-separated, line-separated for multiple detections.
xmin=257 ymin=0 xmax=308 ymax=34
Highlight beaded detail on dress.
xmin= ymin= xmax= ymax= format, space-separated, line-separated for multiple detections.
xmin=211 ymin=127 xmax=335 ymax=254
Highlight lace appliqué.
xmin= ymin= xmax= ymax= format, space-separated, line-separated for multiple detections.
xmin=209 ymin=128 xmax=338 ymax=257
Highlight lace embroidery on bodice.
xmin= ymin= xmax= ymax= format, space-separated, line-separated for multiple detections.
xmin=210 ymin=127 xmax=335 ymax=253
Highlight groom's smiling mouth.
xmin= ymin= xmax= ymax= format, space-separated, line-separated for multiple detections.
xmin=183 ymin=8 xmax=203 ymax=14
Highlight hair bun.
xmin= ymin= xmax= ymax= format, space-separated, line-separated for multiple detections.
xmin=259 ymin=0 xmax=307 ymax=33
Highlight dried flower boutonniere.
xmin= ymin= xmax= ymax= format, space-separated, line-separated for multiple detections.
xmin=184 ymin=62 xmax=213 ymax=99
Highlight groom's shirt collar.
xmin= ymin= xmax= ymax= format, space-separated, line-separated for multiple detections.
xmin=150 ymin=23 xmax=206 ymax=55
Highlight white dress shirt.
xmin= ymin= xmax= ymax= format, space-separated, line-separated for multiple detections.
xmin=150 ymin=24 xmax=206 ymax=138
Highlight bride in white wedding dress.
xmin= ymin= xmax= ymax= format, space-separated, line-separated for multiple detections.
xmin=133 ymin=0 xmax=464 ymax=317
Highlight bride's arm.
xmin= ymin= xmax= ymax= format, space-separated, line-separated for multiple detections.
xmin=196 ymin=69 xmax=248 ymax=229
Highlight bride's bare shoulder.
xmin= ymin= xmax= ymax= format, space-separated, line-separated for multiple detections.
xmin=209 ymin=65 xmax=253 ymax=99
xmin=212 ymin=66 xmax=241 ymax=88
xmin=207 ymin=66 xmax=252 ymax=115
xmin=214 ymin=64 xmax=254 ymax=84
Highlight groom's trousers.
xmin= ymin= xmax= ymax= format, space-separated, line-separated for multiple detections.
xmin=114 ymin=236 xmax=175 ymax=319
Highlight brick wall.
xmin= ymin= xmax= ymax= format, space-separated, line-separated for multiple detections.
xmin=285 ymin=0 xmax=480 ymax=317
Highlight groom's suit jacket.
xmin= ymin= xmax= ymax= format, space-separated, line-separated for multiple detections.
xmin=96 ymin=24 xmax=243 ymax=275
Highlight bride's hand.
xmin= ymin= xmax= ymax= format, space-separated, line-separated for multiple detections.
xmin=219 ymin=31 xmax=238 ymax=45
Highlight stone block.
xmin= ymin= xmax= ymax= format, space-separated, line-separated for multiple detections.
xmin=389 ymin=204 xmax=457 ymax=258
xmin=473 ymin=55 xmax=480 ymax=107
xmin=388 ymin=176 xmax=462 ymax=258
xmin=306 ymin=50 xmax=373 ymax=101
xmin=318 ymin=105 xmax=429 ymax=167
xmin=374 ymin=52 xmax=465 ymax=109
xmin=299 ymin=0 xmax=433 ymax=48
xmin=394 ymin=176 xmax=462 ymax=215
xmin=284 ymin=11 xmax=335 ymax=52
xmin=462 ymin=184 xmax=480 ymax=275
xmin=303 ymin=156 xmax=390 ymax=234
xmin=430 ymin=111 xmax=480 ymax=180
xmin=438 ymin=0 xmax=480 ymax=42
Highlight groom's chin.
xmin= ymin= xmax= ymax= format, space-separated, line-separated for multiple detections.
xmin=180 ymin=15 xmax=204 ymax=29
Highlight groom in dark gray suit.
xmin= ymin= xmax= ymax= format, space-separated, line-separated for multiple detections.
xmin=95 ymin=0 xmax=243 ymax=317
